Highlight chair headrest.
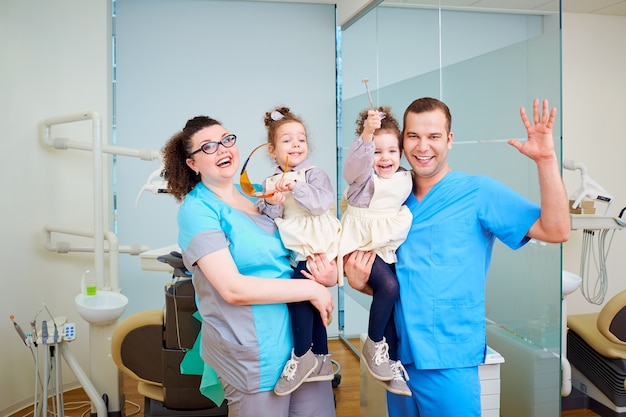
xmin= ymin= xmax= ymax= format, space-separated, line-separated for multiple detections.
xmin=157 ymin=251 xmax=191 ymax=277
xmin=597 ymin=290 xmax=626 ymax=344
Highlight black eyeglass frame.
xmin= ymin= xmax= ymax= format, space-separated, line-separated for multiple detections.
xmin=188 ymin=134 xmax=237 ymax=157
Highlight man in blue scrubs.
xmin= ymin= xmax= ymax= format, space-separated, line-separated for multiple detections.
xmin=344 ymin=97 xmax=570 ymax=416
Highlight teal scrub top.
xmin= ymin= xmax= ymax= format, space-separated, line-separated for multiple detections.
xmin=178 ymin=182 xmax=294 ymax=393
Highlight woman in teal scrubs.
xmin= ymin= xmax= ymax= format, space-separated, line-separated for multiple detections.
xmin=162 ymin=115 xmax=337 ymax=417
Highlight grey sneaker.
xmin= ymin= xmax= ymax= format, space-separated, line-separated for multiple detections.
xmin=361 ymin=336 xmax=393 ymax=381
xmin=274 ymin=349 xmax=318 ymax=396
xmin=305 ymin=354 xmax=334 ymax=382
xmin=385 ymin=360 xmax=412 ymax=396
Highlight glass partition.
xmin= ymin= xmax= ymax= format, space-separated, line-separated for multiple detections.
xmin=339 ymin=1 xmax=562 ymax=415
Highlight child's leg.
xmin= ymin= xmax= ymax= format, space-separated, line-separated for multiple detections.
xmin=311 ymin=299 xmax=328 ymax=355
xmin=289 ymin=260 xmax=314 ymax=357
xmin=293 ymin=261 xmax=333 ymax=383
xmin=384 ymin=309 xmax=398 ymax=361
xmin=361 ymin=256 xmax=399 ymax=381
xmin=293 ymin=260 xmax=328 ymax=355
xmin=368 ymin=256 xmax=400 ymax=343
xmin=373 ymin=262 xmax=410 ymax=396
xmin=275 ymin=261 xmax=322 ymax=395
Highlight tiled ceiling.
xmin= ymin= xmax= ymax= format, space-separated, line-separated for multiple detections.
xmin=248 ymin=1 xmax=626 ymax=16
xmin=381 ymin=0 xmax=626 ymax=15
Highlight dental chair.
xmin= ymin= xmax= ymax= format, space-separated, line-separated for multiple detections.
xmin=567 ymin=290 xmax=626 ymax=414
xmin=111 ymin=252 xmax=228 ymax=417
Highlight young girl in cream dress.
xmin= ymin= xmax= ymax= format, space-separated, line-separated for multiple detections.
xmin=339 ymin=106 xmax=412 ymax=396
xmin=256 ymin=106 xmax=341 ymax=397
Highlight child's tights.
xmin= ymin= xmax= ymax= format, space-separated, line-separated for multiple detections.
xmin=289 ymin=260 xmax=328 ymax=357
xmin=368 ymin=255 xmax=400 ymax=361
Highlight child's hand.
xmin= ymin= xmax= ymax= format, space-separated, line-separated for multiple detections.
xmin=264 ymin=192 xmax=285 ymax=206
xmin=362 ymin=110 xmax=382 ymax=141
xmin=274 ymin=177 xmax=295 ymax=192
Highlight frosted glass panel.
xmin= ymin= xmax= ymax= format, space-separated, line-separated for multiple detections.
xmin=340 ymin=2 xmax=562 ymax=416
xmin=114 ymin=0 xmax=339 ymax=323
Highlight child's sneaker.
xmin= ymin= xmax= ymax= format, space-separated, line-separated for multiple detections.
xmin=385 ymin=360 xmax=412 ymax=396
xmin=305 ymin=353 xmax=334 ymax=382
xmin=274 ymin=349 xmax=318 ymax=396
xmin=361 ymin=336 xmax=393 ymax=381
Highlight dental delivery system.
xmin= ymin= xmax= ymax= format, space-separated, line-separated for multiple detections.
xmin=135 ymin=165 xmax=168 ymax=206
xmin=563 ymin=159 xmax=613 ymax=215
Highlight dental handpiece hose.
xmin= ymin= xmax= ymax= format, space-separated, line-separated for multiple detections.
xmin=10 ymin=315 xmax=28 ymax=346
xmin=30 ymin=320 xmax=38 ymax=347
xmin=42 ymin=321 xmax=48 ymax=417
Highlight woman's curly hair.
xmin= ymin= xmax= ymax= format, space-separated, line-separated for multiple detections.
xmin=161 ymin=116 xmax=222 ymax=202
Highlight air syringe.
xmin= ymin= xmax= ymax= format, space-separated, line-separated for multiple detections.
xmin=9 ymin=315 xmax=28 ymax=346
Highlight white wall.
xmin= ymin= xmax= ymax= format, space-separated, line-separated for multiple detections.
xmin=561 ymin=13 xmax=626 ymax=316
xmin=2 ymin=2 xmax=625 ymax=415
xmin=1 ymin=0 xmax=111 ymax=414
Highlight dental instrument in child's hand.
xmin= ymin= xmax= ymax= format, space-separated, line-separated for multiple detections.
xmin=362 ymin=78 xmax=375 ymax=110
xmin=361 ymin=78 xmax=386 ymax=123
xmin=240 ymin=144 xmax=288 ymax=199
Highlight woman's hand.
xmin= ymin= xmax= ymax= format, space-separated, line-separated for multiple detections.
xmin=344 ymin=250 xmax=375 ymax=295
xmin=309 ymin=283 xmax=334 ymax=327
xmin=302 ymin=253 xmax=338 ymax=287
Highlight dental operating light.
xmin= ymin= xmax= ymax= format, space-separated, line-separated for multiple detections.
xmin=563 ymin=159 xmax=613 ymax=215
xmin=135 ymin=166 xmax=168 ymax=207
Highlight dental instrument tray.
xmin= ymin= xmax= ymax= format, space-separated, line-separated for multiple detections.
xmin=157 ymin=251 xmax=191 ymax=278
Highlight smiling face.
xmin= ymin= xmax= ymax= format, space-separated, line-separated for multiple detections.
xmin=269 ymin=120 xmax=308 ymax=170
xmin=373 ymin=131 xmax=402 ymax=179
xmin=402 ymin=108 xmax=453 ymax=185
xmin=185 ymin=125 xmax=240 ymax=184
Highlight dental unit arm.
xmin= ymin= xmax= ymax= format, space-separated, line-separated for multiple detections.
xmin=135 ymin=166 xmax=168 ymax=207
xmin=563 ymin=159 xmax=613 ymax=215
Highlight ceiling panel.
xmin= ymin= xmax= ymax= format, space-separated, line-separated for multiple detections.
xmin=246 ymin=0 xmax=626 ymax=16
xmin=382 ymin=0 xmax=626 ymax=15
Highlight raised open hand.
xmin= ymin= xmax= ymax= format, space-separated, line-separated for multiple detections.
xmin=508 ymin=98 xmax=558 ymax=162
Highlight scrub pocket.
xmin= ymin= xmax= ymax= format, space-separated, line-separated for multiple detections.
xmin=430 ymin=220 xmax=471 ymax=266
xmin=432 ymin=298 xmax=482 ymax=344
xmin=202 ymin=325 xmax=262 ymax=394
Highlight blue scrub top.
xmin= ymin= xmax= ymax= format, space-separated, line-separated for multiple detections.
xmin=395 ymin=171 xmax=540 ymax=369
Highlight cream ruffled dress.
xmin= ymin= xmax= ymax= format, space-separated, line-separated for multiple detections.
xmin=266 ymin=168 xmax=341 ymax=265
xmin=338 ymin=170 xmax=413 ymax=284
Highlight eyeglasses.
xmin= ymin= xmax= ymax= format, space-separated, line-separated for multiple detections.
xmin=188 ymin=134 xmax=237 ymax=157
xmin=239 ymin=143 xmax=288 ymax=199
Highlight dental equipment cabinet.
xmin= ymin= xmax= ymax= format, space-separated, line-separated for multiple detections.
xmin=37 ymin=111 xmax=163 ymax=417
xmin=10 ymin=308 xmax=108 ymax=417
xmin=564 ymin=158 xmax=624 ymax=306
xmin=562 ymin=159 xmax=626 ymax=416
